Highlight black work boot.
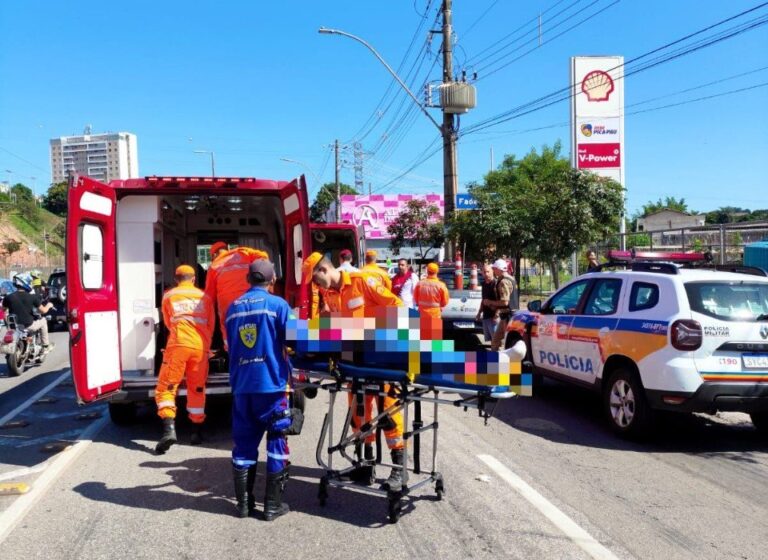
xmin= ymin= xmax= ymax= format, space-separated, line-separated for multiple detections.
xmin=232 ymin=465 xmax=250 ymax=518
xmin=263 ymin=467 xmax=290 ymax=521
xmin=246 ymin=464 xmax=257 ymax=515
xmin=349 ymin=444 xmax=375 ymax=485
xmin=383 ymin=449 xmax=404 ymax=491
xmin=155 ymin=418 xmax=177 ymax=455
xmin=190 ymin=424 xmax=204 ymax=446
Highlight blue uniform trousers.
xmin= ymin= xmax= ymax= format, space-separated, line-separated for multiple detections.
xmin=231 ymin=392 xmax=290 ymax=474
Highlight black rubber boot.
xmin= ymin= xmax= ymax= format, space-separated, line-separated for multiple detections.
xmin=349 ymin=444 xmax=375 ymax=485
xmin=155 ymin=418 xmax=177 ymax=455
xmin=263 ymin=467 xmax=290 ymax=521
xmin=232 ymin=465 xmax=250 ymax=518
xmin=246 ymin=464 xmax=257 ymax=515
xmin=190 ymin=424 xmax=204 ymax=446
xmin=383 ymin=449 xmax=404 ymax=491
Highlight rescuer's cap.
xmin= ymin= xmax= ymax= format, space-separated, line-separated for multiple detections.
xmin=175 ymin=264 xmax=195 ymax=277
xmin=248 ymin=259 xmax=275 ymax=284
xmin=365 ymin=249 xmax=377 ymax=258
xmin=339 ymin=249 xmax=353 ymax=260
xmin=301 ymin=252 xmax=324 ymax=284
xmin=491 ymin=258 xmax=508 ymax=272
xmin=426 ymin=263 xmax=439 ymax=276
xmin=210 ymin=241 xmax=228 ymax=257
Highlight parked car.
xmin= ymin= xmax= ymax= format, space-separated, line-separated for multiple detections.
xmin=507 ymin=252 xmax=768 ymax=437
xmin=436 ymin=267 xmax=484 ymax=335
xmin=45 ymin=270 xmax=67 ymax=330
xmin=0 ymin=279 xmax=14 ymax=326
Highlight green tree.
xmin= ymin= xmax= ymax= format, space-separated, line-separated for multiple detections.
xmin=43 ymin=181 xmax=68 ymax=216
xmin=11 ymin=183 xmax=39 ymax=222
xmin=309 ymin=182 xmax=358 ymax=222
xmin=452 ymin=142 xmax=623 ymax=288
xmin=387 ymin=199 xmax=445 ymax=273
xmin=640 ymin=196 xmax=690 ymax=216
xmin=1 ymin=238 xmax=22 ymax=263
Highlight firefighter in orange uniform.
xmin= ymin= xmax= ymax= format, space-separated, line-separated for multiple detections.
xmin=413 ymin=263 xmax=450 ymax=319
xmin=204 ymin=241 xmax=269 ymax=344
xmin=155 ymin=265 xmax=215 ymax=454
xmin=362 ymin=249 xmax=392 ymax=291
xmin=302 ymin=252 xmax=407 ymax=490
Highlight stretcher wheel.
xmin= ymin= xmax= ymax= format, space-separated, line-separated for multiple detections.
xmin=318 ymin=476 xmax=329 ymax=506
xmin=435 ymin=478 xmax=445 ymax=501
xmin=387 ymin=492 xmax=403 ymax=524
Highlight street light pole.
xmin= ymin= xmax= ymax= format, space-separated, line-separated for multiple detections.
xmin=193 ymin=150 xmax=216 ymax=177
xmin=279 ymin=157 xmax=321 ymax=186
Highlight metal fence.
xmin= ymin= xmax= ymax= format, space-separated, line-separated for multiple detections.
xmin=587 ymin=221 xmax=768 ymax=272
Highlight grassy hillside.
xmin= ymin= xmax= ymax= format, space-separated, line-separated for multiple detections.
xmin=4 ymin=208 xmax=65 ymax=257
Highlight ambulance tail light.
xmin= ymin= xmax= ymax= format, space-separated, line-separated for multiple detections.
xmin=671 ymin=320 xmax=702 ymax=351
xmin=3 ymin=331 xmax=14 ymax=343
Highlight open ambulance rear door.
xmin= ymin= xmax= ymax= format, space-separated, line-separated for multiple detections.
xmin=279 ymin=175 xmax=311 ymax=316
xmin=66 ymin=175 xmax=123 ymax=404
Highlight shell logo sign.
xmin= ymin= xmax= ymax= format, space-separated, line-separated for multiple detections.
xmin=571 ymin=56 xmax=624 ymax=183
xmin=581 ymin=70 xmax=615 ymax=102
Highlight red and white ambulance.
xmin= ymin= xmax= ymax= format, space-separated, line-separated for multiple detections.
xmin=66 ymin=174 xmax=311 ymax=423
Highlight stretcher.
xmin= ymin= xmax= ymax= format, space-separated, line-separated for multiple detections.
xmin=291 ymin=355 xmax=525 ymax=523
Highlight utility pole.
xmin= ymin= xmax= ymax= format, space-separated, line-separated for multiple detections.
xmin=442 ymin=0 xmax=458 ymax=260
xmin=353 ymin=142 xmax=364 ymax=193
xmin=334 ymin=139 xmax=341 ymax=222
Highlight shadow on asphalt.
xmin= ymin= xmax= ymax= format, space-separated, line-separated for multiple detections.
xmin=494 ymin=377 xmax=768 ymax=456
xmin=74 ymin=453 xmax=419 ymax=526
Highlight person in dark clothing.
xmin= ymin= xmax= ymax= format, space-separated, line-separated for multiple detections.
xmin=2 ymin=277 xmax=54 ymax=351
xmin=475 ymin=263 xmax=499 ymax=343
xmin=586 ymin=250 xmax=600 ymax=272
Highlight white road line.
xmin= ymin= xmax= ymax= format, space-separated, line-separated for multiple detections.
xmin=0 ymin=371 xmax=70 ymax=425
xmin=0 ymin=414 xmax=109 ymax=544
xmin=478 ymin=454 xmax=620 ymax=560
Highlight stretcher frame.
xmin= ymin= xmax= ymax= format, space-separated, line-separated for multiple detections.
xmin=291 ymin=359 xmax=515 ymax=523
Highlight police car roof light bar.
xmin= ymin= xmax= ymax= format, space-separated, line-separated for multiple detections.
xmin=606 ymin=250 xmax=708 ymax=263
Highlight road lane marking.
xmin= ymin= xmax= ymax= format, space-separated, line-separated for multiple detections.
xmin=0 ymin=371 xmax=70 ymax=425
xmin=478 ymin=454 xmax=619 ymax=560
xmin=0 ymin=414 xmax=109 ymax=545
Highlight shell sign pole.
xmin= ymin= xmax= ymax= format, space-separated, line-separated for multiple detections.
xmin=570 ymin=56 xmax=626 ymax=245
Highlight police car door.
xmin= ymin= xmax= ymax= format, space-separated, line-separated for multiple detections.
xmin=535 ymin=279 xmax=591 ymax=377
xmin=66 ymin=175 xmax=123 ymax=404
xmin=568 ymin=278 xmax=623 ymax=384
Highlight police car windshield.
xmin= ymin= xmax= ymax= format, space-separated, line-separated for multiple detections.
xmin=685 ymin=282 xmax=768 ymax=322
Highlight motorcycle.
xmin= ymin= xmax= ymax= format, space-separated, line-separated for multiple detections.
xmin=1 ymin=313 xmax=47 ymax=377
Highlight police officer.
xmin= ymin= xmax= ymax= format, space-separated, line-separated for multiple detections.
xmin=226 ymin=259 xmax=293 ymax=520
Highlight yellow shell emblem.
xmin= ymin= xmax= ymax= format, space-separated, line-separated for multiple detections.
xmin=239 ymin=324 xmax=258 ymax=349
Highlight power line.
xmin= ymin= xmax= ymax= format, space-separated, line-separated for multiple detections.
xmin=460 ymin=0 xmax=501 ymax=40
xmin=476 ymin=0 xmax=622 ymax=82
xmin=0 ymin=146 xmax=49 ymax=174
xmin=463 ymin=7 xmax=768 ymax=136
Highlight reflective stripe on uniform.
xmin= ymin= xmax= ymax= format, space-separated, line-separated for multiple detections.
xmin=417 ymin=301 xmax=440 ymax=307
xmin=163 ymin=288 xmax=205 ymax=301
xmin=386 ymin=437 xmax=402 ymax=446
xmin=186 ymin=406 xmax=205 ymax=414
xmin=225 ymin=308 xmax=278 ymax=323
xmin=347 ymin=296 xmax=364 ymax=309
xmin=170 ymin=315 xmax=209 ymax=325
xmin=157 ymin=400 xmax=176 ymax=410
xmin=267 ymin=451 xmax=290 ymax=460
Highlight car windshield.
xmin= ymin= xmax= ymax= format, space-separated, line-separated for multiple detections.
xmin=437 ymin=269 xmax=485 ymax=289
xmin=685 ymin=281 xmax=768 ymax=321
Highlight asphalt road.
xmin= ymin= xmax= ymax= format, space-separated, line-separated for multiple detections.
xmin=0 ymin=331 xmax=766 ymax=559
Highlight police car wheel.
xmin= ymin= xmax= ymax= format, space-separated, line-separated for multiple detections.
xmin=603 ymin=368 xmax=653 ymax=438
xmin=750 ymin=411 xmax=768 ymax=435
xmin=60 ymin=286 xmax=67 ymax=302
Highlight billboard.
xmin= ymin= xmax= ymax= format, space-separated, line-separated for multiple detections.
xmin=570 ymin=56 xmax=624 ymax=184
xmin=339 ymin=194 xmax=444 ymax=240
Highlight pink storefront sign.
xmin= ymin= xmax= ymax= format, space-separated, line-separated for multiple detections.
xmin=340 ymin=194 xmax=444 ymax=239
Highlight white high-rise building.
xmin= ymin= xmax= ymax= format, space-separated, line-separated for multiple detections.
xmin=50 ymin=128 xmax=139 ymax=184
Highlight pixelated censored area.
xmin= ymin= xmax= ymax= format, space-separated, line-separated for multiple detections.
xmin=287 ymin=307 xmax=531 ymax=394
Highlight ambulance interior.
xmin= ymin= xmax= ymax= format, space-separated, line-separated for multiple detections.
xmin=116 ymin=193 xmax=286 ymax=378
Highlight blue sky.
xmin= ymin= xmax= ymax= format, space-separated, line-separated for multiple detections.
xmin=1 ymin=0 xmax=766 ymax=215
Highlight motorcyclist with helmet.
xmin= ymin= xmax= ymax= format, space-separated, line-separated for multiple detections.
xmin=30 ymin=270 xmax=48 ymax=298
xmin=2 ymin=276 xmax=55 ymax=352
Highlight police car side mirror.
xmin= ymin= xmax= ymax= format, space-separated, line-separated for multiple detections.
xmin=527 ymin=300 xmax=542 ymax=312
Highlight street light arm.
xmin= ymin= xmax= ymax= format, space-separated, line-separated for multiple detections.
xmin=280 ymin=157 xmax=321 ymax=186
xmin=319 ymin=27 xmax=443 ymax=133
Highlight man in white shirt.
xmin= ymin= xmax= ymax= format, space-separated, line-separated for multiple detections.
xmin=391 ymin=258 xmax=418 ymax=309
xmin=337 ymin=249 xmax=359 ymax=272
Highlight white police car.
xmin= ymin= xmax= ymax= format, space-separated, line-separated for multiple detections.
xmin=507 ymin=251 xmax=768 ymax=437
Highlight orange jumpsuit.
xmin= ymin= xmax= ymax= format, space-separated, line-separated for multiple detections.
xmin=362 ymin=263 xmax=393 ymax=291
xmin=155 ymin=281 xmax=215 ymax=423
xmin=205 ymin=247 xmax=268 ymax=342
xmin=413 ymin=276 xmax=450 ymax=319
xmin=321 ymin=271 xmax=405 ymax=450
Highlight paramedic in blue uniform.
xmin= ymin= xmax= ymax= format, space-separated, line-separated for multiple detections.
xmin=226 ymin=259 xmax=293 ymax=521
